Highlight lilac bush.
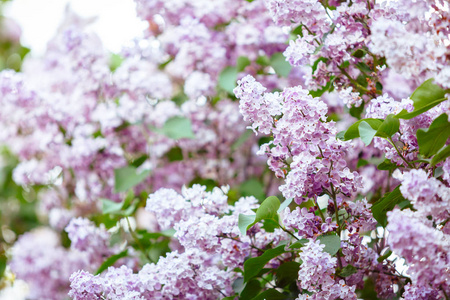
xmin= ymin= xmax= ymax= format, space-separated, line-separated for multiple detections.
xmin=0 ymin=0 xmax=449 ymax=299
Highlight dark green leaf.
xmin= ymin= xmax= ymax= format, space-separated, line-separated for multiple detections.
xmin=396 ymin=79 xmax=448 ymax=119
xmin=357 ymin=159 xmax=369 ymax=168
xmin=270 ymin=53 xmax=292 ymax=77
xmin=356 ymin=62 xmax=372 ymax=73
xmin=240 ymin=279 xmax=261 ymax=300
xmin=417 ymin=113 xmax=450 ymax=158
xmin=376 ymin=114 xmax=400 ymax=138
xmin=352 ymin=49 xmax=366 ymax=58
xmin=431 ymin=144 xmax=450 ymax=166
xmin=311 ymin=57 xmax=328 ymax=73
xmin=166 ymin=147 xmax=183 ymax=162
xmin=189 ymin=177 xmax=218 ymax=191
xmin=255 ymin=55 xmax=270 ymax=66
xmin=243 ymin=245 xmax=286 ymax=282
xmin=95 ymin=250 xmax=128 ymax=275
xmin=317 ymin=233 xmax=340 ymax=256
xmin=114 ymin=166 xmax=150 ymax=193
xmin=375 ymin=82 xmax=383 ymax=92
xmin=288 ymin=239 xmax=309 ymax=249
xmin=261 ymin=218 xmax=279 ymax=232
xmin=371 ymin=186 xmax=405 ymax=226
xmin=358 ymin=121 xmax=377 ymax=146
xmin=0 ymin=254 xmax=6 ymax=279
xmin=337 ymin=264 xmax=358 ymax=277
xmin=340 ymin=61 xmax=350 ymax=69
xmin=251 ymin=289 xmax=287 ymax=300
xmin=237 ymin=56 xmax=251 ymax=72
xmin=343 ymin=119 xmax=383 ymax=140
xmin=377 ymin=250 xmax=392 ymax=263
xmin=377 ymin=159 xmax=398 ymax=171
xmin=292 ymin=25 xmax=303 ymax=36
xmin=275 ymin=261 xmax=301 ymax=287
xmin=254 ymin=196 xmax=280 ymax=224
xmin=349 ymin=103 xmax=364 ymax=119
xmin=219 ymin=66 xmax=238 ymax=94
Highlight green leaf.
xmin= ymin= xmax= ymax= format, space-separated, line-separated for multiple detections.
xmin=376 ymin=114 xmax=400 ymax=138
xmin=251 ymin=289 xmax=287 ymax=300
xmin=371 ymin=186 xmax=405 ymax=226
xmin=277 ymin=198 xmax=293 ymax=213
xmin=317 ymin=233 xmax=341 ymax=256
xmin=352 ymin=49 xmax=366 ymax=58
xmin=377 ymin=250 xmax=392 ymax=263
xmin=0 ymin=254 xmax=6 ymax=279
xmin=240 ymin=279 xmax=261 ymax=300
xmin=396 ymin=78 xmax=448 ymax=119
xmin=357 ymin=159 xmax=369 ymax=168
xmin=377 ymin=159 xmax=398 ymax=171
xmin=261 ymin=218 xmax=279 ymax=232
xmin=336 ymin=131 xmax=346 ymax=141
xmin=275 ymin=261 xmax=301 ymax=287
xmin=109 ymin=53 xmax=124 ymax=72
xmin=431 ymin=144 xmax=450 ymax=166
xmin=337 ymin=264 xmax=358 ymax=277
xmin=254 ymin=196 xmax=280 ymax=224
xmin=166 ymin=147 xmax=183 ymax=162
xmin=349 ymin=103 xmax=364 ymax=119
xmin=239 ymin=214 xmax=256 ymax=235
xmin=255 ymin=55 xmax=270 ymax=66
xmin=417 ymin=113 xmax=450 ymax=158
xmin=243 ymin=245 xmax=286 ymax=282
xmin=358 ymin=121 xmax=377 ymax=146
xmin=288 ymin=239 xmax=309 ymax=249
xmin=270 ymin=52 xmax=292 ymax=77
xmin=237 ymin=56 xmax=251 ymax=72
xmin=219 ymin=66 xmax=238 ymax=94
xmin=239 ymin=178 xmax=265 ymax=200
xmin=222 ymin=296 xmax=238 ymax=300
xmin=239 ymin=196 xmax=281 ymax=235
xmin=343 ymin=119 xmax=383 ymax=140
xmin=101 ymin=198 xmax=124 ymax=214
xmin=161 ymin=116 xmax=196 ymax=140
xmin=114 ymin=166 xmax=151 ymax=193
xmin=95 ymin=249 xmax=128 ymax=275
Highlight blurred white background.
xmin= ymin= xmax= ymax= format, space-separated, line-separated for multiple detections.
xmin=4 ymin=0 xmax=147 ymax=55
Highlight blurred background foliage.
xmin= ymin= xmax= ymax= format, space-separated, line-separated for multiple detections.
xmin=0 ymin=0 xmax=32 ymax=285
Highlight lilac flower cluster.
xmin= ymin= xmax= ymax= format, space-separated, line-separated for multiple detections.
xmin=69 ymin=185 xmax=287 ymax=298
xmin=235 ymin=75 xmax=362 ymax=203
xmin=297 ymin=240 xmax=357 ymax=300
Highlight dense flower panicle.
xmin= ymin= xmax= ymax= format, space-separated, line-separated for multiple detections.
xmin=70 ymin=249 xmax=236 ymax=299
xmin=298 ymin=240 xmax=358 ymax=300
xmin=402 ymin=283 xmax=441 ymax=300
xmin=10 ymin=229 xmax=89 ymax=300
xmin=264 ymin=0 xmax=330 ymax=36
xmin=282 ymin=207 xmax=336 ymax=238
xmin=236 ymin=76 xmax=362 ymax=203
xmin=386 ymin=209 xmax=450 ymax=292
xmin=4 ymin=0 xmax=450 ymax=298
xmin=69 ymin=190 xmax=276 ymax=299
xmin=65 ymin=218 xmax=113 ymax=265
xmin=395 ymin=169 xmax=450 ymax=221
